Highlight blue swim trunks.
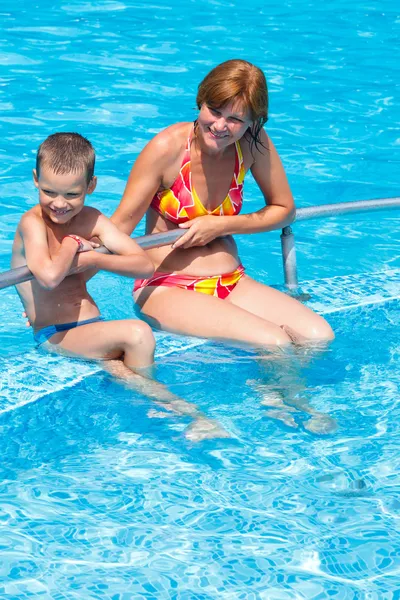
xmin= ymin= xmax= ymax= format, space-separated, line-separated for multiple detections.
xmin=34 ymin=316 xmax=104 ymax=345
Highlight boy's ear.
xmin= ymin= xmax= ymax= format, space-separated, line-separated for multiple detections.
xmin=87 ymin=176 xmax=97 ymax=195
xmin=32 ymin=169 xmax=39 ymax=188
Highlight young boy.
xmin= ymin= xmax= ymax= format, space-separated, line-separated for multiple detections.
xmin=12 ymin=132 xmax=157 ymax=372
xmin=12 ymin=132 xmax=228 ymax=441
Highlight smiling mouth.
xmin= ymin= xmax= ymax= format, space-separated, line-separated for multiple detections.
xmin=209 ymin=128 xmax=228 ymax=139
xmin=50 ymin=208 xmax=70 ymax=216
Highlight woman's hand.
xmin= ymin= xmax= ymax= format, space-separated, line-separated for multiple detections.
xmin=172 ymin=216 xmax=225 ymax=249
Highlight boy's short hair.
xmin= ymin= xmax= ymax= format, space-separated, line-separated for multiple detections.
xmin=36 ymin=132 xmax=95 ymax=184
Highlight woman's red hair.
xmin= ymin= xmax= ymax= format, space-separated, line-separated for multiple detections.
xmin=196 ymin=59 xmax=268 ymax=147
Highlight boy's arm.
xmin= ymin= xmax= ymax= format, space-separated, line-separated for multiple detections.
xmin=20 ymin=213 xmax=87 ymax=290
xmin=82 ymin=213 xmax=154 ymax=279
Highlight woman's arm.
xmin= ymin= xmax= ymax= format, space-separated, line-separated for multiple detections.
xmin=228 ymin=130 xmax=295 ymax=233
xmin=172 ymin=130 xmax=295 ymax=249
xmin=111 ymin=129 xmax=180 ymax=235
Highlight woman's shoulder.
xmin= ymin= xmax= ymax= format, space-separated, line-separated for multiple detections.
xmin=146 ymin=122 xmax=192 ymax=161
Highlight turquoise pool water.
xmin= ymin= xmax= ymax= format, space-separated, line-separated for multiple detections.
xmin=0 ymin=0 xmax=399 ymax=598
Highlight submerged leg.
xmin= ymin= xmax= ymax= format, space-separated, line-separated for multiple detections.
xmin=42 ymin=319 xmax=229 ymax=442
xmin=136 ymin=282 xmax=336 ymax=435
xmin=103 ymin=359 xmax=230 ymax=441
xmin=252 ymin=350 xmax=337 ymax=435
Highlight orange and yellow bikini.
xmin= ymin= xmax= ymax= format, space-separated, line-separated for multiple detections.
xmin=134 ymin=133 xmax=246 ymax=299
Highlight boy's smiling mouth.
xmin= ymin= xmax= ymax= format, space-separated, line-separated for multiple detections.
xmin=50 ymin=208 xmax=70 ymax=215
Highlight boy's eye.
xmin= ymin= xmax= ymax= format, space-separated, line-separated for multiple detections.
xmin=230 ymin=117 xmax=243 ymax=123
xmin=209 ymin=106 xmax=220 ymax=115
xmin=43 ymin=190 xmax=56 ymax=195
xmin=66 ymin=193 xmax=79 ymax=197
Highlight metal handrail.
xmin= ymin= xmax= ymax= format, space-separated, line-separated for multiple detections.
xmin=1 ymin=196 xmax=399 ymax=292
xmin=281 ymin=197 xmax=400 ymax=289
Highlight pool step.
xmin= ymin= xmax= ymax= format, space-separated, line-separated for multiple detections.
xmin=301 ymin=267 xmax=399 ymax=314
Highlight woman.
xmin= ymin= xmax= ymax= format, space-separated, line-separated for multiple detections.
xmin=112 ymin=59 xmax=334 ymax=347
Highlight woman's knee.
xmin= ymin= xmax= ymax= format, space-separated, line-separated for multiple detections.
xmin=307 ymin=315 xmax=335 ymax=341
xmin=291 ymin=314 xmax=334 ymax=342
xmin=281 ymin=308 xmax=335 ymax=343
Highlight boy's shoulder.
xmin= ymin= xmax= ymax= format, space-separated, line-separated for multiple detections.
xmin=75 ymin=206 xmax=114 ymax=238
xmin=79 ymin=205 xmax=103 ymax=218
xmin=19 ymin=205 xmax=44 ymax=228
xmin=77 ymin=205 xmax=109 ymax=227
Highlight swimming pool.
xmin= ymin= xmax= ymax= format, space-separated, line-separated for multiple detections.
xmin=0 ymin=0 xmax=399 ymax=597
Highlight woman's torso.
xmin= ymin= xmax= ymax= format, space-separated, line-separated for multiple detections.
xmin=144 ymin=122 xmax=254 ymax=276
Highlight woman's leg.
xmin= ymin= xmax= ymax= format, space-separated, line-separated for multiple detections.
xmin=250 ymin=359 xmax=337 ymax=434
xmin=226 ymin=278 xmax=336 ymax=432
xmin=225 ymin=277 xmax=336 ymax=432
xmin=134 ymin=286 xmax=292 ymax=347
xmin=227 ymin=275 xmax=334 ymax=343
xmin=135 ymin=285 xmax=336 ymax=433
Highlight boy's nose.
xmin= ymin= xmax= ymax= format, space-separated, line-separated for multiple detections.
xmin=52 ymin=202 xmax=68 ymax=211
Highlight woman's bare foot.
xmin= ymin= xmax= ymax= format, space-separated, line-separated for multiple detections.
xmin=250 ymin=380 xmax=336 ymax=434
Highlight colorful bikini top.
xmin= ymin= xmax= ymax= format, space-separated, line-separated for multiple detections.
xmin=150 ymin=134 xmax=245 ymax=224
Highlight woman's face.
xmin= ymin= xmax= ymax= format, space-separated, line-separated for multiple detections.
xmin=197 ymin=100 xmax=252 ymax=151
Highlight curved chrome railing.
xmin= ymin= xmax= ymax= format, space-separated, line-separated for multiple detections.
xmin=281 ymin=196 xmax=400 ymax=289
xmin=0 ymin=196 xmax=399 ymax=291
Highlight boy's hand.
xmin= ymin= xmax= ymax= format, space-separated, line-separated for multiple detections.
xmin=70 ymin=235 xmax=100 ymax=253
xmin=70 ymin=249 xmax=99 ymax=274
xmin=90 ymin=235 xmax=102 ymax=246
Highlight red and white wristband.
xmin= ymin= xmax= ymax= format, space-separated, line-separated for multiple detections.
xmin=64 ymin=234 xmax=84 ymax=252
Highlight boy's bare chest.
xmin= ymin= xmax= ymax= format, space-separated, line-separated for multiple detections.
xmin=46 ymin=227 xmax=66 ymax=256
xmin=45 ymin=223 xmax=91 ymax=256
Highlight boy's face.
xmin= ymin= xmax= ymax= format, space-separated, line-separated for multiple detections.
xmin=33 ymin=166 xmax=97 ymax=225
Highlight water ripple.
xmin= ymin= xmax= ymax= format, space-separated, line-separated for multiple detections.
xmin=0 ymin=0 xmax=399 ymax=597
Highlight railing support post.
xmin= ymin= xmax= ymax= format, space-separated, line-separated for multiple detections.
xmin=280 ymin=226 xmax=298 ymax=290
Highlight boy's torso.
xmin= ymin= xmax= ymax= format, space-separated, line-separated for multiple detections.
xmin=12 ymin=205 xmax=101 ymax=330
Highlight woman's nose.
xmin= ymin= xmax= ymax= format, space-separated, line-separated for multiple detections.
xmin=214 ymin=116 xmax=227 ymax=131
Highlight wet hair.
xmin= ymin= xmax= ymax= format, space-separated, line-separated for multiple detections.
xmin=36 ymin=132 xmax=95 ymax=184
xmin=196 ymin=59 xmax=268 ymax=150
